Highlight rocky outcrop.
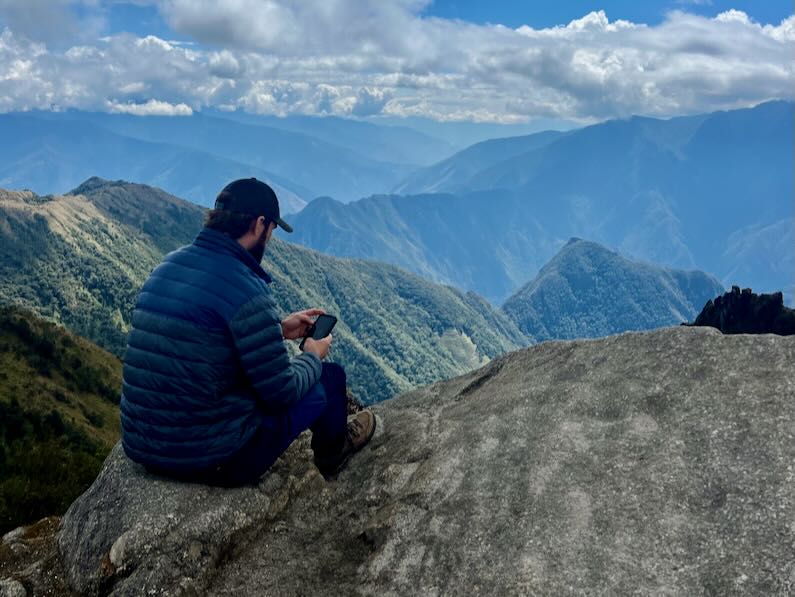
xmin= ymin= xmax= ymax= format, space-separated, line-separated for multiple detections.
xmin=688 ymin=286 xmax=795 ymax=335
xmin=55 ymin=327 xmax=794 ymax=595
xmin=55 ymin=436 xmax=329 ymax=596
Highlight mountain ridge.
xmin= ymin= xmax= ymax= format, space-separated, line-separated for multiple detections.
xmin=15 ymin=110 xmax=413 ymax=202
xmin=286 ymin=101 xmax=793 ymax=305
xmin=0 ymin=113 xmax=309 ymax=213
xmin=0 ymin=178 xmax=528 ymax=404
xmin=502 ymin=238 xmax=725 ymax=341
xmin=393 ymin=129 xmax=567 ymax=194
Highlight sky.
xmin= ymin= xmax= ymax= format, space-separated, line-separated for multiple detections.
xmin=0 ymin=0 xmax=792 ymax=123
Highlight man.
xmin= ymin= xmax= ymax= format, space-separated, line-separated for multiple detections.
xmin=120 ymin=178 xmax=376 ymax=486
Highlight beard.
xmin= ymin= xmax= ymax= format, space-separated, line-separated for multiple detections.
xmin=248 ymin=229 xmax=268 ymax=263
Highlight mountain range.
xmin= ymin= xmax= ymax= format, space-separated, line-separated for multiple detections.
xmin=0 ymin=113 xmax=313 ymax=213
xmin=0 ymin=178 xmax=527 ymax=404
xmin=286 ymin=101 xmax=793 ymax=306
xmin=0 ymin=110 xmax=454 ymax=209
xmin=205 ymin=110 xmax=455 ymax=166
xmin=502 ymin=238 xmax=725 ymax=341
xmin=0 ymin=177 xmax=741 ymax=535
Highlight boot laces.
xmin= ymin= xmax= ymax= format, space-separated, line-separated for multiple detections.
xmin=347 ymin=416 xmax=365 ymax=439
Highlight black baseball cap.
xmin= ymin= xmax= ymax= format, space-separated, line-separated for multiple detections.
xmin=214 ymin=178 xmax=293 ymax=233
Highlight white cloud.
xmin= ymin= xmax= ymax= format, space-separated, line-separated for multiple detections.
xmin=107 ymin=98 xmax=193 ymax=115
xmin=0 ymin=2 xmax=792 ymax=122
xmin=0 ymin=0 xmax=100 ymax=45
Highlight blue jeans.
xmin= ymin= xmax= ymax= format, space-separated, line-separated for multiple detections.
xmin=157 ymin=362 xmax=349 ymax=487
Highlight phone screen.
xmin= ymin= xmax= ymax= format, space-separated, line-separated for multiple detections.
xmin=299 ymin=314 xmax=337 ymax=350
xmin=310 ymin=314 xmax=337 ymax=339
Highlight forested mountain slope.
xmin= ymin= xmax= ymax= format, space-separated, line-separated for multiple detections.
xmin=0 ymin=179 xmax=527 ymax=404
xmin=501 ymin=238 xmax=725 ymax=341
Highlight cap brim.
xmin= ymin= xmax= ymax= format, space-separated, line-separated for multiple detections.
xmin=276 ymin=217 xmax=293 ymax=233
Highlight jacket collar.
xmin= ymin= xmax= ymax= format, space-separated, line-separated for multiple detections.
xmin=193 ymin=228 xmax=272 ymax=284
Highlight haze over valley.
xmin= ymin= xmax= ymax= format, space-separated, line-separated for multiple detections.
xmin=3 ymin=100 xmax=791 ymax=309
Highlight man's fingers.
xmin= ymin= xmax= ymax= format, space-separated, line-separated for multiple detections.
xmin=303 ymin=308 xmax=326 ymax=317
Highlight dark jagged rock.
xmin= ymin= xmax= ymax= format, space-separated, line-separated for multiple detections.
xmin=687 ymin=286 xmax=795 ymax=335
xmin=49 ymin=327 xmax=795 ymax=596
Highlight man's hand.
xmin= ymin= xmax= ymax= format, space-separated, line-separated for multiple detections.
xmin=303 ymin=334 xmax=333 ymax=360
xmin=280 ymin=308 xmax=326 ymax=340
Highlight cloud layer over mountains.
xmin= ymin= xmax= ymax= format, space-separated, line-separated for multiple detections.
xmin=0 ymin=1 xmax=792 ymax=122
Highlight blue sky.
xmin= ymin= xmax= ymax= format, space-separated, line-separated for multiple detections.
xmin=422 ymin=0 xmax=792 ymax=28
xmin=89 ymin=1 xmax=794 ymax=38
xmin=0 ymin=1 xmax=792 ymax=122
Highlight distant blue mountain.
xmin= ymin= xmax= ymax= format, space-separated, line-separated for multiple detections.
xmin=373 ymin=115 xmax=578 ymax=150
xmin=288 ymin=101 xmax=793 ymax=305
xmin=393 ymin=129 xmax=568 ymax=194
xmin=286 ymin=190 xmax=551 ymax=303
xmin=501 ymin=238 xmax=726 ymax=341
xmin=0 ymin=113 xmax=307 ymax=213
xmin=208 ymin=110 xmax=456 ymax=166
xmin=40 ymin=111 xmax=413 ymax=202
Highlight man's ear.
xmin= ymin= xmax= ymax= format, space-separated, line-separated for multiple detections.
xmin=251 ymin=216 xmax=265 ymax=236
xmin=266 ymin=220 xmax=276 ymax=241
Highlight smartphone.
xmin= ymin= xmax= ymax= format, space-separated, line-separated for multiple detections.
xmin=299 ymin=314 xmax=337 ymax=351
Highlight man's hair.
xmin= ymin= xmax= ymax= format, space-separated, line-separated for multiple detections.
xmin=204 ymin=209 xmax=260 ymax=239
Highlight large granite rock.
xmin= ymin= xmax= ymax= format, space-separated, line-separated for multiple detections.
xmin=58 ymin=327 xmax=795 ymax=595
xmin=57 ymin=436 xmax=328 ymax=595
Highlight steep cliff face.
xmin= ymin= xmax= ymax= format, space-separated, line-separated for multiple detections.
xmin=25 ymin=327 xmax=795 ymax=595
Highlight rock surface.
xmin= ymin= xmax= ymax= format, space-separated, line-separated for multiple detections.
xmin=58 ymin=327 xmax=795 ymax=595
xmin=57 ymin=438 xmax=325 ymax=596
xmin=0 ymin=517 xmax=70 ymax=596
xmin=0 ymin=579 xmax=27 ymax=597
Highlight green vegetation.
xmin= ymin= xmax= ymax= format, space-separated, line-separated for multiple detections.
xmin=0 ymin=187 xmax=166 ymax=354
xmin=0 ymin=306 xmax=122 ymax=533
xmin=265 ymin=240 xmax=527 ymax=401
xmin=0 ymin=178 xmax=528 ymax=404
xmin=502 ymin=239 xmax=725 ymax=341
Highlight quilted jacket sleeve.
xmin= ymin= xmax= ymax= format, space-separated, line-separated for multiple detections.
xmin=229 ymin=292 xmax=322 ymax=409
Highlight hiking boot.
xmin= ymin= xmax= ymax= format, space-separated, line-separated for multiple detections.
xmin=314 ymin=410 xmax=377 ymax=478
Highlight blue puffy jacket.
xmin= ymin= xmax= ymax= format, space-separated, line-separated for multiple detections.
xmin=120 ymin=227 xmax=322 ymax=473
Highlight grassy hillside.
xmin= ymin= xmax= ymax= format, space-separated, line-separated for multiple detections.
xmin=0 ymin=185 xmax=167 ymax=355
xmin=264 ymin=241 xmax=527 ymax=400
xmin=0 ymin=179 xmax=527 ymax=403
xmin=0 ymin=306 xmax=121 ymax=533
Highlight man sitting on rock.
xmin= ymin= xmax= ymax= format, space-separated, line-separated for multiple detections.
xmin=120 ymin=178 xmax=377 ymax=486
